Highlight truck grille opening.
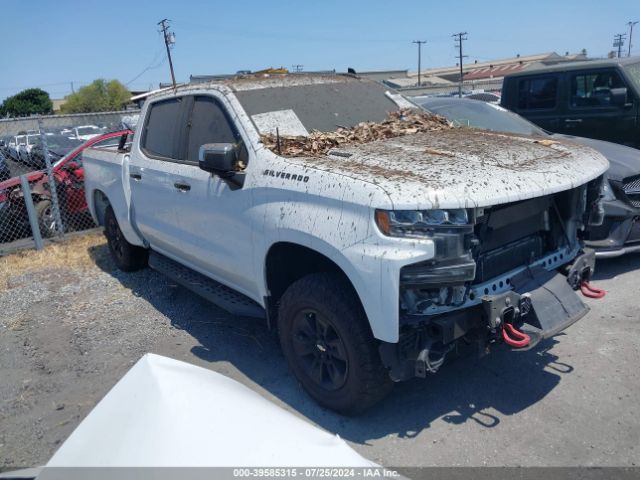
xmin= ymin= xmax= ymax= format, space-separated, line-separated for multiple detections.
xmin=472 ymin=192 xmax=574 ymax=284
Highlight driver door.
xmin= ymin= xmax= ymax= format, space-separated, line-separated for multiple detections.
xmin=170 ymin=94 xmax=257 ymax=297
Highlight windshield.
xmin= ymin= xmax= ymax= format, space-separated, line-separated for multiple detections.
xmin=16 ymin=135 xmax=26 ymax=145
xmin=623 ymin=61 xmax=640 ymax=91
xmin=77 ymin=126 xmax=99 ymax=136
xmin=235 ymin=77 xmax=399 ymax=134
xmin=417 ymin=98 xmax=547 ymax=137
xmin=27 ymin=135 xmax=40 ymax=145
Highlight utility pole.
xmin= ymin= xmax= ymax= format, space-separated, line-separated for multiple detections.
xmin=628 ymin=21 xmax=639 ymax=57
xmin=613 ymin=33 xmax=627 ymax=58
xmin=453 ymin=32 xmax=468 ymax=98
xmin=412 ymin=40 xmax=427 ymax=86
xmin=158 ymin=18 xmax=177 ymax=89
xmin=292 ymin=64 xmax=304 ymax=73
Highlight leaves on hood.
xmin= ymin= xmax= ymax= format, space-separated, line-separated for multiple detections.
xmin=260 ymin=109 xmax=452 ymax=157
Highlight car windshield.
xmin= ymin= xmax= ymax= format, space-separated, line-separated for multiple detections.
xmin=623 ymin=61 xmax=640 ymax=91
xmin=16 ymin=135 xmax=26 ymax=145
xmin=417 ymin=98 xmax=547 ymax=136
xmin=27 ymin=135 xmax=40 ymax=145
xmin=234 ymin=76 xmax=399 ymax=134
xmin=77 ymin=127 xmax=99 ymax=136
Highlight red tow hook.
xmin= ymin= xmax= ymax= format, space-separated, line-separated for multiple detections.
xmin=580 ymin=281 xmax=606 ymax=299
xmin=502 ymin=323 xmax=530 ymax=348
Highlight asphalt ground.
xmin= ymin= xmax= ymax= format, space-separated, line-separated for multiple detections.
xmin=0 ymin=236 xmax=638 ymax=470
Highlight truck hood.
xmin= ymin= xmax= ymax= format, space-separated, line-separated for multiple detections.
xmin=292 ymin=129 xmax=610 ymax=210
xmin=551 ymin=133 xmax=640 ymax=181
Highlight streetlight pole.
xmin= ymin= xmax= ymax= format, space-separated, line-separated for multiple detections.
xmin=628 ymin=21 xmax=639 ymax=57
xmin=412 ymin=40 xmax=427 ymax=87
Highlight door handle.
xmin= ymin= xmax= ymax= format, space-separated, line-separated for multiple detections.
xmin=130 ymin=173 xmax=142 ymax=180
xmin=564 ymin=119 xmax=583 ymax=123
xmin=174 ymin=182 xmax=191 ymax=192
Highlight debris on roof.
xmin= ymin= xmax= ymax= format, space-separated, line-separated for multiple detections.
xmin=260 ymin=109 xmax=452 ymax=157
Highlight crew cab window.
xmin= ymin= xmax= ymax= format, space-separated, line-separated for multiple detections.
xmin=186 ymin=96 xmax=238 ymax=163
xmin=517 ymin=77 xmax=558 ymax=110
xmin=142 ymin=98 xmax=182 ymax=159
xmin=570 ymin=71 xmax=626 ymax=108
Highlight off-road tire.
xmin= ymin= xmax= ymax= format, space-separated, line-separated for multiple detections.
xmin=104 ymin=205 xmax=148 ymax=271
xmin=278 ymin=272 xmax=393 ymax=414
xmin=35 ymin=200 xmax=57 ymax=238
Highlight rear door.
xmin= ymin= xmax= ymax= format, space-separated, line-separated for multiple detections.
xmin=511 ymin=74 xmax=563 ymax=132
xmin=560 ymin=68 xmax=636 ymax=144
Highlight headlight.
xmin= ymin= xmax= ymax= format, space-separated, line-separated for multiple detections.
xmin=601 ymin=179 xmax=616 ymax=202
xmin=376 ymin=209 xmax=477 ymax=285
xmin=375 ymin=208 xmax=470 ymax=237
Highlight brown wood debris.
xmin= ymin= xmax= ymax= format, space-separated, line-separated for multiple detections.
xmin=260 ymin=109 xmax=452 ymax=157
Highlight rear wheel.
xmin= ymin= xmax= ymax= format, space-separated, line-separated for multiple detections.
xmin=104 ymin=205 xmax=147 ymax=271
xmin=277 ymin=272 xmax=393 ymax=414
xmin=35 ymin=200 xmax=57 ymax=238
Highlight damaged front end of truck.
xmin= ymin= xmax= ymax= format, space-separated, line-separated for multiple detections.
xmin=379 ymin=177 xmax=605 ymax=381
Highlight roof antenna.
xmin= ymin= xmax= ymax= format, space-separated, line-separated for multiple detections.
xmin=276 ymin=127 xmax=282 ymax=155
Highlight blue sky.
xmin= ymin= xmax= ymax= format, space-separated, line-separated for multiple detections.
xmin=1 ymin=0 xmax=638 ymax=101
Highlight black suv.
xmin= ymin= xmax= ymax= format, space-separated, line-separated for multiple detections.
xmin=501 ymin=57 xmax=640 ymax=149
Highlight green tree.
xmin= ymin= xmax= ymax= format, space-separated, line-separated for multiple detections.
xmin=0 ymin=88 xmax=53 ymax=117
xmin=61 ymin=79 xmax=130 ymax=113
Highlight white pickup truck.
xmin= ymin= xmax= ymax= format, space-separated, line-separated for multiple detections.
xmin=84 ymin=74 xmax=608 ymax=414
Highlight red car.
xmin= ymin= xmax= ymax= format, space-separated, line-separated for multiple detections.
xmin=0 ymin=129 xmax=132 ymax=240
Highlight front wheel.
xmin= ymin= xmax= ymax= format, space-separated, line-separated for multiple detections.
xmin=277 ymin=272 xmax=393 ymax=414
xmin=104 ymin=205 xmax=148 ymax=271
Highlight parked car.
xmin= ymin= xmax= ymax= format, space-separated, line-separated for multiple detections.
xmin=7 ymin=134 xmax=26 ymax=160
xmin=0 ymin=151 xmax=10 ymax=182
xmin=416 ymin=96 xmax=640 ymax=258
xmin=23 ymin=135 xmax=84 ymax=169
xmin=69 ymin=125 xmax=103 ymax=141
xmin=17 ymin=134 xmax=51 ymax=165
xmin=0 ymin=130 xmax=131 ymax=240
xmin=84 ymin=74 xmax=608 ymax=413
xmin=501 ymin=57 xmax=640 ymax=149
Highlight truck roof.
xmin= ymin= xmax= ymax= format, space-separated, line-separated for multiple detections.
xmin=147 ymin=73 xmax=363 ymax=100
xmin=503 ymin=56 xmax=640 ymax=78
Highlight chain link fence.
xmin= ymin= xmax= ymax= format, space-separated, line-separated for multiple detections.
xmin=0 ymin=111 xmax=138 ymax=255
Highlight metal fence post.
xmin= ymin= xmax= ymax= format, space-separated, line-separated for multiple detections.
xmin=19 ymin=175 xmax=44 ymax=250
xmin=37 ymin=118 xmax=65 ymax=237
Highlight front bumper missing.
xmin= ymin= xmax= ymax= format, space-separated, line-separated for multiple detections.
xmin=381 ymin=251 xmax=593 ymax=381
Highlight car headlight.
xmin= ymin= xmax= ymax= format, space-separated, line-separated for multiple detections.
xmin=375 ymin=208 xmax=477 ymax=285
xmin=601 ymin=179 xmax=616 ymax=202
xmin=375 ymin=208 xmax=470 ymax=236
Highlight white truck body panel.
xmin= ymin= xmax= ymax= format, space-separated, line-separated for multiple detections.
xmin=84 ymin=77 xmax=609 ymax=344
xmin=41 ymin=354 xmax=374 ymax=470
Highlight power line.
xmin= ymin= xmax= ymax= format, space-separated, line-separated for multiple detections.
xmin=628 ymin=21 xmax=639 ymax=57
xmin=125 ymin=46 xmax=167 ymax=86
xmin=412 ymin=40 xmax=427 ymax=86
xmin=453 ymin=32 xmax=468 ymax=98
xmin=158 ymin=19 xmax=177 ymax=89
xmin=613 ymin=33 xmax=627 ymax=58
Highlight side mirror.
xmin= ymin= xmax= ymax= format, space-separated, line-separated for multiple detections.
xmin=610 ymin=87 xmax=628 ymax=107
xmin=198 ymin=143 xmax=237 ymax=178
